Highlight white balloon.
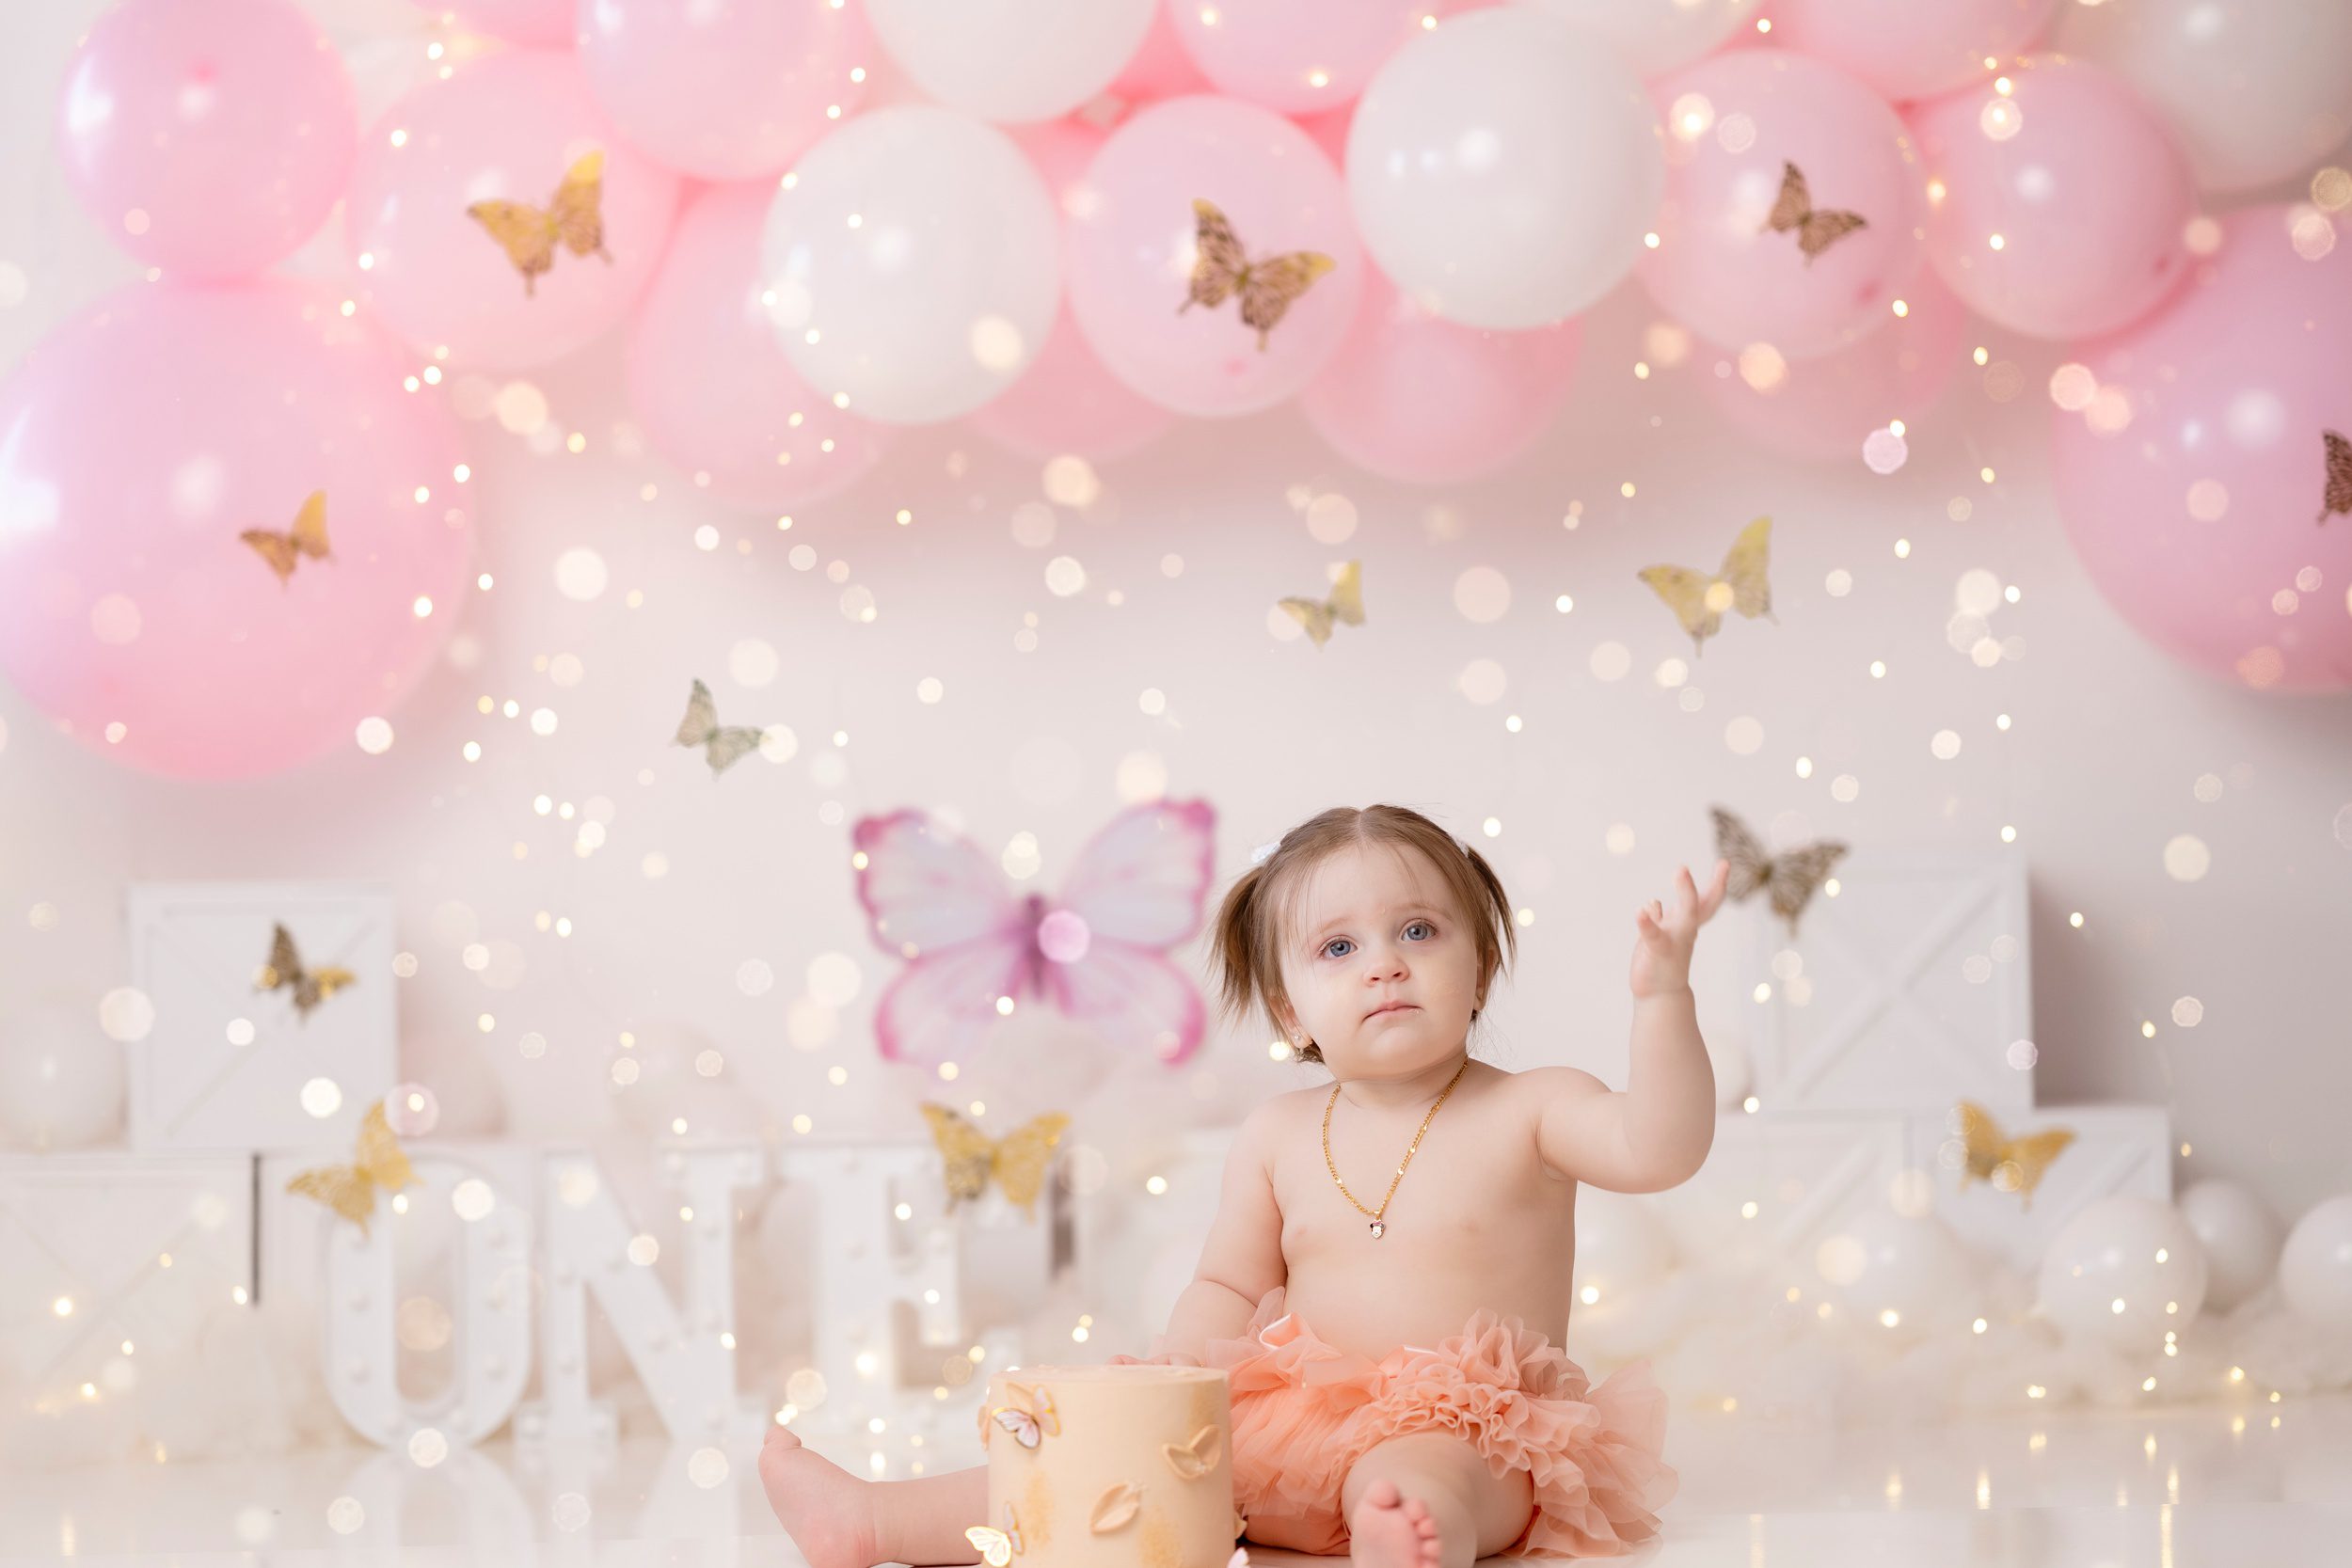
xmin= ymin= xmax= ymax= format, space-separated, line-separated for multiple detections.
xmin=762 ymin=107 xmax=1061 ymax=423
xmin=2037 ymin=1196 xmax=2208 ymax=1356
xmin=1346 ymin=7 xmax=1664 ymax=328
xmin=2277 ymin=1194 xmax=2352 ymax=1329
xmin=865 ymin=0 xmax=1156 ymax=122
xmin=0 ymin=999 xmax=126 ymax=1150
xmin=2056 ymin=0 xmax=2352 ymax=195
xmin=1811 ymin=1203 xmax=1975 ymax=1333
xmin=1520 ymin=0 xmax=1764 ymax=77
xmin=2178 ymin=1179 xmax=2286 ymax=1312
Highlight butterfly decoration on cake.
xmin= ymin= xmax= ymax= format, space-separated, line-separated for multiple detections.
xmin=468 ymin=150 xmax=612 ymax=297
xmin=965 ymin=1503 xmax=1024 ymax=1566
xmin=851 ymin=799 xmax=1218 ymax=1069
xmin=1090 ymin=1481 xmax=1144 ymax=1533
xmin=672 ymin=678 xmax=771 ymax=777
xmin=1161 ymin=1422 xmax=1224 ymax=1481
xmin=1760 ymin=160 xmax=1867 ymax=264
xmin=1181 ymin=198 xmax=1336 ymax=351
xmin=983 ymin=1381 xmax=1060 ymax=1449
xmin=240 ymin=490 xmax=332 ymax=585
xmin=1709 ymin=805 xmax=1847 ymax=936
xmin=285 ymin=1100 xmax=417 ymax=1237
xmin=920 ymin=1102 xmax=1070 ymax=1220
xmin=1637 ymin=515 xmax=1775 ymax=657
xmin=2318 ymin=430 xmax=2350 ymax=525
xmin=1947 ymin=1101 xmax=2075 ymax=1211
xmin=255 ymin=921 xmax=358 ymax=1020
xmin=1279 ymin=560 xmax=1365 ymax=649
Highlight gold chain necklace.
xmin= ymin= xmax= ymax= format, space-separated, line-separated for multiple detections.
xmin=1321 ymin=1058 xmax=1469 ymax=1240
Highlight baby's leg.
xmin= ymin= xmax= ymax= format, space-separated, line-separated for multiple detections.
xmin=1339 ymin=1432 xmax=1535 ymax=1568
xmin=759 ymin=1425 xmax=987 ymax=1567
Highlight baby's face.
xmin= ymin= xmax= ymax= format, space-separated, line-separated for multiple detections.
xmin=1275 ymin=842 xmax=1483 ymax=1079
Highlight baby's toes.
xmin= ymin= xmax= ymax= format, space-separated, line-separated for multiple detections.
xmin=1367 ymin=1479 xmax=1402 ymax=1510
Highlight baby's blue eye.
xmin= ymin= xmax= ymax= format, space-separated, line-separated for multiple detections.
xmin=1405 ymin=921 xmax=1434 ymax=941
xmin=1322 ymin=938 xmax=1354 ymax=958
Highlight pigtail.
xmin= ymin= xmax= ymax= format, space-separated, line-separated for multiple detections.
xmin=1211 ymin=861 xmax=1270 ymax=1031
xmin=1458 ymin=842 xmax=1519 ymax=976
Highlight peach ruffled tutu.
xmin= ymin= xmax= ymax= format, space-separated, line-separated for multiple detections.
xmin=1201 ymin=1288 xmax=1677 ymax=1559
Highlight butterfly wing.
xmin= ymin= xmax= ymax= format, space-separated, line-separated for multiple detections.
xmin=2001 ymin=1128 xmax=2075 ymax=1208
xmin=240 ymin=530 xmax=297 ymax=583
xmin=1185 ymin=198 xmax=1248 ymax=310
xmin=1716 ymin=515 xmax=1773 ymax=622
xmin=873 ymin=937 xmax=1034 ymax=1068
xmin=1636 ymin=564 xmax=1722 ymax=652
xmin=2319 ymin=429 xmax=2352 ymax=524
xmin=1091 ymin=1481 xmax=1143 ymax=1533
xmin=1055 ymin=800 xmax=1218 ymax=950
xmin=1763 ymin=160 xmax=1810 ymax=234
xmin=920 ymin=1101 xmax=998 ymax=1208
xmin=675 ymin=679 xmax=719 ymax=748
xmin=1952 ymin=1100 xmax=2001 ymax=1186
xmin=548 ymin=150 xmax=609 ymax=260
xmin=354 ymin=1100 xmax=417 ymax=1195
xmin=1325 ymin=560 xmax=1365 ymax=627
xmin=854 ymin=810 xmax=1029 ymax=958
xmin=1279 ymin=596 xmax=1335 ymax=646
xmin=1764 ymin=841 xmax=1848 ymax=931
xmin=261 ymin=923 xmax=303 ymax=994
xmin=991 ymin=1112 xmax=1071 ymax=1216
xmin=468 ymin=198 xmax=557 ymax=292
xmin=704 ymin=727 xmax=766 ymax=777
xmin=990 ymin=1406 xmax=1042 ymax=1449
xmin=286 ymin=1165 xmax=375 ymax=1234
xmin=1796 ymin=209 xmax=1867 ymax=262
xmin=1237 ymin=251 xmax=1336 ymax=348
xmin=290 ymin=490 xmax=331 ymax=562
xmin=1708 ymin=806 xmax=1771 ymax=904
xmin=963 ymin=1525 xmax=1013 ymax=1566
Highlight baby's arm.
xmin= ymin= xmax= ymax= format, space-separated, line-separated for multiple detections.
xmin=1527 ymin=990 xmax=1716 ymax=1193
xmin=1148 ymin=1100 xmax=1288 ymax=1363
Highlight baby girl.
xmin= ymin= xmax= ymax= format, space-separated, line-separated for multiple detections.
xmin=763 ymin=802 xmax=1729 ymax=1566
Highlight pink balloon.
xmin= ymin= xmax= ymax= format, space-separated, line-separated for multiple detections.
xmin=1699 ymin=265 xmax=1967 ymax=461
xmin=1765 ymin=0 xmax=2059 ymax=103
xmin=55 ymin=0 xmax=358 ymax=279
xmin=626 ymin=183 xmax=892 ymax=511
xmin=425 ymin=0 xmax=572 ymax=46
xmin=971 ymin=120 xmax=1176 ymax=461
xmin=2051 ymin=206 xmax=2352 ymax=692
xmin=1640 ymin=50 xmax=1925 ymax=360
xmin=1067 ymin=95 xmax=1361 ymax=417
xmin=1909 ymin=55 xmax=2194 ymax=341
xmin=1168 ymin=0 xmax=1430 ymax=114
xmin=580 ymin=0 xmax=870 ymax=181
xmin=1302 ymin=264 xmax=1581 ymax=485
xmin=0 ymin=279 xmax=471 ymax=778
xmin=345 ymin=50 xmax=680 ymax=372
xmin=1110 ymin=6 xmax=1213 ymax=102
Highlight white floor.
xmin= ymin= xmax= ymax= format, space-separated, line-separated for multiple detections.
xmin=5 ymin=1396 xmax=2347 ymax=1566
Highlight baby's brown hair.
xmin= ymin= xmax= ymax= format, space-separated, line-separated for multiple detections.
xmin=1212 ymin=804 xmax=1517 ymax=1064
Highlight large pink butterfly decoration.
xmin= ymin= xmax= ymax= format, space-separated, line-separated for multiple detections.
xmin=851 ymin=800 xmax=1218 ymax=1069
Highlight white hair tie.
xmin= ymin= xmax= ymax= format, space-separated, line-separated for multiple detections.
xmin=1250 ymin=839 xmax=1280 ymax=865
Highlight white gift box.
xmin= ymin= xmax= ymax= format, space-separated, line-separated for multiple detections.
xmin=1653 ymin=1109 xmax=1910 ymax=1272
xmin=0 ymin=1151 xmax=254 ymax=1394
xmin=1905 ymin=1101 xmax=2173 ymax=1274
xmin=1740 ymin=849 xmax=2036 ymax=1117
xmin=126 ymin=882 xmax=397 ymax=1154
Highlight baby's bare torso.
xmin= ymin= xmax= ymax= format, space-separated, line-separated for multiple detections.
xmin=1263 ymin=1063 xmax=1579 ymax=1361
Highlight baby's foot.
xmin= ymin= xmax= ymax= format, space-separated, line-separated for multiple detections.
xmin=759 ymin=1425 xmax=882 ymax=1568
xmin=1349 ymin=1479 xmax=1443 ymax=1568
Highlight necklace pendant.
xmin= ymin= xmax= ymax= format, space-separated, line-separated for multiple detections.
xmin=1368 ymin=1220 xmax=1385 ymax=1239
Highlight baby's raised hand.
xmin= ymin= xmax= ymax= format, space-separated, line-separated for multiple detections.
xmin=1630 ymin=858 xmax=1730 ymax=999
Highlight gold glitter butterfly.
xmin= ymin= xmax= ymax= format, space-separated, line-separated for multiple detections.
xmin=1181 ymin=198 xmax=1335 ymax=351
xmin=1637 ymin=515 xmax=1775 ymax=657
xmin=987 ymin=1381 xmax=1061 ymax=1449
xmin=256 ymin=921 xmax=358 ymax=1020
xmin=1948 ymin=1100 xmax=2075 ymax=1210
xmin=1761 ymin=160 xmax=1867 ymax=263
xmin=1709 ymin=804 xmax=1847 ymax=935
xmin=1090 ymin=1481 xmax=1143 ymax=1533
xmin=2317 ymin=430 xmax=2351 ymax=525
xmin=467 ymin=150 xmax=612 ymax=298
xmin=1162 ymin=1422 xmax=1223 ymax=1481
xmin=1279 ymin=560 xmax=1364 ymax=649
xmin=921 ymin=1102 xmax=1069 ymax=1219
xmin=285 ymin=1100 xmax=417 ymax=1237
xmin=965 ymin=1503 xmax=1024 ymax=1566
xmin=673 ymin=678 xmax=769 ymax=777
xmin=240 ymin=490 xmax=332 ymax=584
